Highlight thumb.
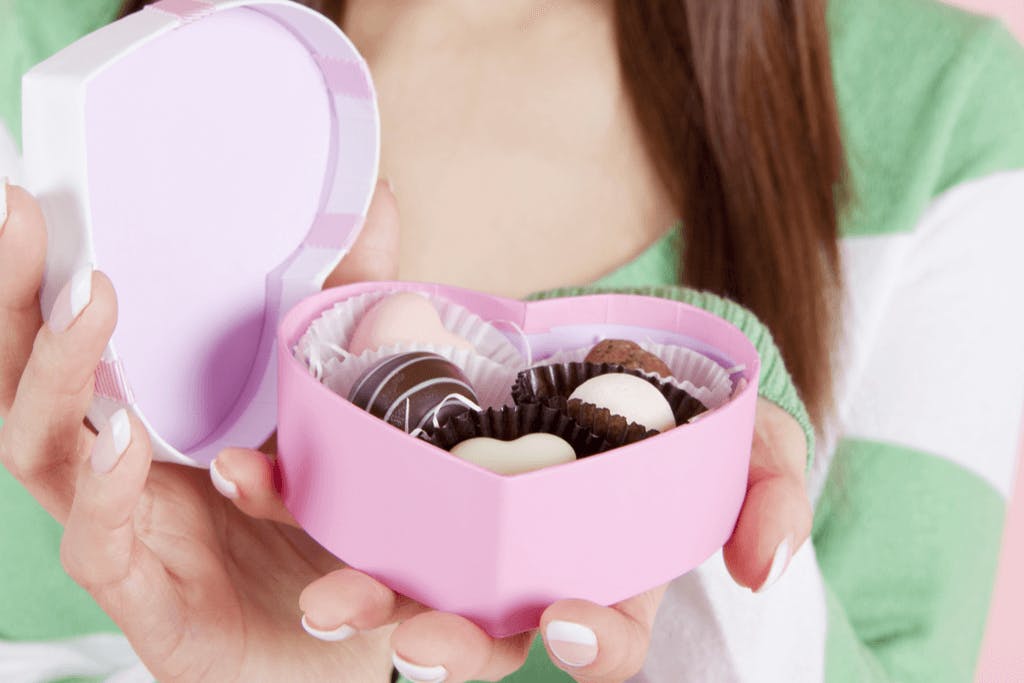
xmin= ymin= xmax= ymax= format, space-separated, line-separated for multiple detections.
xmin=324 ymin=178 xmax=400 ymax=287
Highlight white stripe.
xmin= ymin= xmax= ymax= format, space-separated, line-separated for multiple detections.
xmin=834 ymin=170 xmax=1024 ymax=500
xmin=0 ymin=633 xmax=153 ymax=683
xmin=362 ymin=353 xmax=433 ymax=412
xmin=633 ymin=544 xmax=827 ymax=682
xmin=381 ymin=376 xmax=475 ymax=422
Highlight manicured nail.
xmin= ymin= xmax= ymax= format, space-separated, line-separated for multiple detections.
xmin=47 ymin=266 xmax=93 ymax=333
xmin=392 ymin=652 xmax=448 ymax=683
xmin=209 ymin=458 xmax=239 ymax=500
xmin=755 ymin=535 xmax=794 ymax=593
xmin=546 ymin=620 xmax=598 ymax=668
xmin=91 ymin=409 xmax=132 ymax=474
xmin=300 ymin=614 xmax=357 ymax=642
xmin=0 ymin=177 xmax=9 ymax=231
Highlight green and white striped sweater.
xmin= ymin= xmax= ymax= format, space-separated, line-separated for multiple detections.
xmin=1 ymin=0 xmax=1022 ymax=681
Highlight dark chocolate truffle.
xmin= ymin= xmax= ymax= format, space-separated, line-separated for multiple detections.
xmin=348 ymin=352 xmax=480 ymax=432
xmin=584 ymin=339 xmax=672 ymax=378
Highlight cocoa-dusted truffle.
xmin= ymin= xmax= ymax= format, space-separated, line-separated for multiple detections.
xmin=348 ymin=351 xmax=479 ymax=432
xmin=584 ymin=339 xmax=672 ymax=378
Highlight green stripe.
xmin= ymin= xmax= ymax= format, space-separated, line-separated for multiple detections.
xmin=814 ymin=438 xmax=1006 ymax=682
xmin=823 ymin=584 xmax=891 ymax=682
xmin=0 ymin=457 xmax=118 ymax=640
xmin=829 ymin=0 xmax=1024 ymax=238
xmin=0 ymin=0 xmax=123 ymax=144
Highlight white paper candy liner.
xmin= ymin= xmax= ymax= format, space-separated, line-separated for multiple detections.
xmin=321 ymin=343 xmax=517 ymax=410
xmin=294 ymin=290 xmax=524 ymax=379
xmin=538 ymin=341 xmax=733 ymax=409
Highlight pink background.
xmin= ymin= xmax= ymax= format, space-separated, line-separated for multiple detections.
xmin=954 ymin=3 xmax=1024 ymax=681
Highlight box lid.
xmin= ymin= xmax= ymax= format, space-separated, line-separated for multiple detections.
xmin=23 ymin=0 xmax=379 ymax=467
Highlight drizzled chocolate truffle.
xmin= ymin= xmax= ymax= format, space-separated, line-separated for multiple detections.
xmin=348 ymin=351 xmax=479 ymax=432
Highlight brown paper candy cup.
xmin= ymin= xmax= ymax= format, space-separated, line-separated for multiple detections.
xmin=417 ymin=404 xmax=619 ymax=458
xmin=512 ymin=362 xmax=708 ymax=425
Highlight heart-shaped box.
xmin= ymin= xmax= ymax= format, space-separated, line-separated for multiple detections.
xmin=23 ymin=0 xmax=760 ymax=639
xmin=278 ymin=282 xmax=760 ymax=637
xmin=23 ymin=0 xmax=378 ymax=466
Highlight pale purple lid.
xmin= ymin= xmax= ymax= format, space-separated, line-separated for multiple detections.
xmin=24 ymin=0 xmax=379 ymax=466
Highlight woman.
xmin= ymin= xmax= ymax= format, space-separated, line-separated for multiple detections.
xmin=0 ymin=0 xmax=1022 ymax=681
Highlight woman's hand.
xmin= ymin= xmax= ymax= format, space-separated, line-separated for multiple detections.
xmin=0 ymin=181 xmax=402 ymax=682
xmin=223 ymin=396 xmax=810 ymax=683
xmin=221 ymin=176 xmax=812 ymax=683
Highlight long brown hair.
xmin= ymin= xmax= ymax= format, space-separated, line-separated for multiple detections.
xmin=120 ymin=0 xmax=845 ymax=428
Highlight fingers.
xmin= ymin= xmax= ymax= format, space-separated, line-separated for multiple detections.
xmin=324 ymin=178 xmax=400 ymax=287
xmin=299 ymin=567 xmax=427 ymax=639
xmin=209 ymin=448 xmax=297 ymax=526
xmin=723 ymin=398 xmax=812 ymax=591
xmin=60 ymin=409 xmax=152 ymax=592
xmin=538 ymin=585 xmax=667 ymax=683
xmin=0 ymin=183 xmax=48 ymax=415
xmin=0 ymin=270 xmax=117 ymax=521
xmin=390 ymin=612 xmax=533 ymax=683
xmin=61 ymin=409 xmax=190 ymax=668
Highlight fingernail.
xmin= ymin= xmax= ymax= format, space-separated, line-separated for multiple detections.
xmin=0 ymin=177 xmax=9 ymax=231
xmin=755 ymin=535 xmax=794 ymax=593
xmin=47 ymin=266 xmax=93 ymax=333
xmin=91 ymin=409 xmax=132 ymax=474
xmin=392 ymin=652 xmax=448 ymax=683
xmin=546 ymin=620 xmax=598 ymax=668
xmin=209 ymin=458 xmax=239 ymax=500
xmin=300 ymin=614 xmax=357 ymax=642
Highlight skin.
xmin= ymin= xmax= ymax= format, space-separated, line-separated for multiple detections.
xmin=0 ymin=2 xmax=814 ymax=682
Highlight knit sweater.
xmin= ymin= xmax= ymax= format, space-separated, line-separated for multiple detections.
xmin=1 ymin=1 xmax=1023 ymax=682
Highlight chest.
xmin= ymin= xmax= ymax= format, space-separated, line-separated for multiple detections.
xmin=346 ymin=13 xmax=677 ymax=298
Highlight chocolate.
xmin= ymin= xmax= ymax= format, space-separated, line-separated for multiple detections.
xmin=584 ymin=339 xmax=673 ymax=378
xmin=451 ymin=434 xmax=576 ymax=475
xmin=512 ymin=362 xmax=708 ymax=427
xmin=568 ymin=373 xmax=675 ymax=432
xmin=348 ymin=292 xmax=474 ymax=355
xmin=418 ymin=403 xmax=620 ymax=457
xmin=348 ymin=351 xmax=479 ymax=432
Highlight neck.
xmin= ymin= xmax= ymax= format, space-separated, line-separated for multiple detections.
xmin=342 ymin=0 xmax=612 ymax=60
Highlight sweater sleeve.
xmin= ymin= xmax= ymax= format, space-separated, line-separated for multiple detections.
xmin=811 ymin=166 xmax=1024 ymax=681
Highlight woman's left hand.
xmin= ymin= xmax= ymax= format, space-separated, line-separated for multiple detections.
xmin=225 ymin=396 xmax=811 ymax=683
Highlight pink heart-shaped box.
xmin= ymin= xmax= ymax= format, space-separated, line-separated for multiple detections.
xmin=278 ymin=281 xmax=760 ymax=637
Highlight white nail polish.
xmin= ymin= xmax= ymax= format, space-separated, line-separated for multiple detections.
xmin=0 ymin=177 xmax=9 ymax=229
xmin=210 ymin=459 xmax=239 ymax=499
xmin=392 ymin=651 xmax=448 ymax=683
xmin=755 ymin=535 xmax=794 ymax=593
xmin=110 ymin=409 xmax=131 ymax=456
xmin=546 ymin=620 xmax=599 ymax=667
xmin=47 ymin=266 xmax=94 ymax=333
xmin=91 ymin=408 xmax=132 ymax=475
xmin=69 ymin=267 xmax=92 ymax=320
xmin=301 ymin=614 xmax=357 ymax=642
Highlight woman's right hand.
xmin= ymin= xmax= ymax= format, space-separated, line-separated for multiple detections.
xmin=0 ymin=180 xmax=402 ymax=682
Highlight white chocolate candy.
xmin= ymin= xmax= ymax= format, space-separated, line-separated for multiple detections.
xmin=348 ymin=292 xmax=475 ymax=355
xmin=451 ymin=433 xmax=576 ymax=475
xmin=568 ymin=373 xmax=675 ymax=432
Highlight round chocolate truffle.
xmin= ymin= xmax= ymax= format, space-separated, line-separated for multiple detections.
xmin=584 ymin=339 xmax=672 ymax=378
xmin=348 ymin=352 xmax=480 ymax=432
